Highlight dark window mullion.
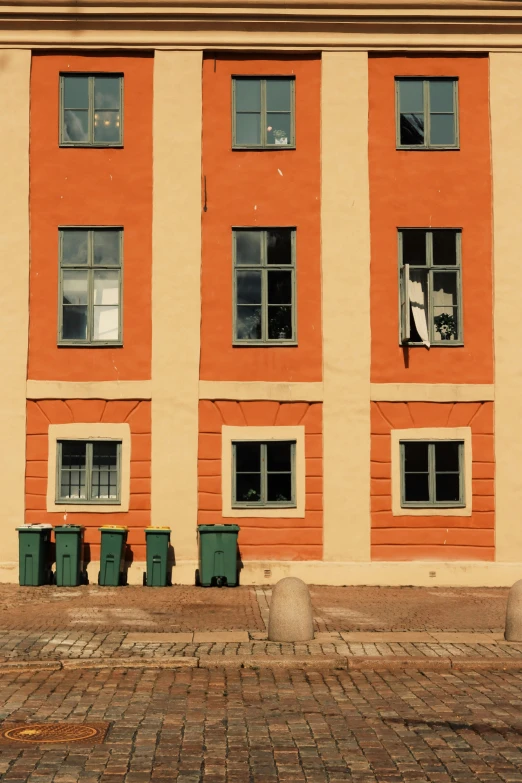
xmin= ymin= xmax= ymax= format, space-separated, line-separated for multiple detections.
xmin=291 ymin=442 xmax=296 ymax=504
xmin=428 ymin=442 xmax=436 ymax=505
xmin=261 ymin=230 xmax=268 ymax=342
xmin=261 ymin=80 xmax=267 ymax=147
xmin=88 ymin=77 xmax=95 ymax=145
xmin=86 ymin=442 xmax=93 ymax=502
xmin=424 ymin=79 xmax=430 ymax=147
xmin=260 ymin=443 xmax=267 ymax=504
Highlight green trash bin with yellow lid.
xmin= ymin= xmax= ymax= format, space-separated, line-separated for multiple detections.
xmin=98 ymin=525 xmax=128 ymax=586
xmin=198 ymin=524 xmax=240 ymax=587
xmin=144 ymin=527 xmax=171 ymax=587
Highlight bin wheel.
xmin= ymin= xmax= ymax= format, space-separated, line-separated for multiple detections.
xmin=143 ymin=573 xmax=147 ymax=587
xmin=97 ymin=571 xmax=101 ymax=586
xmin=216 ymin=576 xmax=224 ymax=588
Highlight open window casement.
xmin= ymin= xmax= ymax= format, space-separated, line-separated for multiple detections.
xmin=400 ymin=264 xmax=431 ymax=348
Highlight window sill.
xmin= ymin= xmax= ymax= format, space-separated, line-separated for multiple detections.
xmin=58 ymin=342 xmax=123 ymax=348
xmin=56 ymin=499 xmax=121 ymax=506
xmin=396 ymin=145 xmax=460 ymax=151
xmin=233 ymin=503 xmax=296 ymax=510
xmin=401 ymin=342 xmax=464 ymax=348
xmin=401 ymin=503 xmax=465 ymax=510
xmin=232 ymin=145 xmax=296 ymax=151
xmin=233 ymin=340 xmax=298 ymax=347
xmin=59 ymin=143 xmax=124 ymax=149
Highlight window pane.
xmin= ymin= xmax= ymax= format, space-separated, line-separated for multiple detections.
xmin=63 ymin=270 xmax=88 ymax=305
xmin=60 ymin=441 xmax=87 ymax=500
xmin=63 ymin=76 xmax=89 ymax=108
xmin=432 ymin=272 xmax=458 ymax=341
xmin=398 ymin=80 xmax=424 ymax=113
xmin=430 ymin=114 xmax=455 ymax=146
xmin=236 ymin=306 xmax=261 ymax=340
xmin=93 ymin=231 xmax=120 ymax=266
xmin=402 ymin=231 xmax=427 ymax=265
xmin=403 ymin=442 xmax=429 ymax=472
xmin=62 ymin=231 xmax=88 ymax=265
xmin=235 ymin=79 xmax=261 ymax=112
xmin=62 ymin=306 xmax=88 ymax=340
xmin=236 ymin=231 xmax=262 ymax=265
xmin=64 ymin=110 xmax=89 ymax=143
xmin=235 ymin=442 xmax=261 ymax=472
xmin=266 ymin=113 xmax=291 ymax=146
xmin=266 ymin=79 xmax=291 ymax=112
xmin=236 ymin=474 xmax=261 ymax=503
xmin=94 ymin=270 xmax=119 ymax=305
xmin=61 ymin=441 xmax=87 ymax=468
xmin=432 ymin=231 xmax=457 ymax=266
xmin=267 ymin=270 xmax=292 ymax=304
xmin=267 ymin=473 xmax=292 ymax=503
xmin=94 ymin=110 xmax=121 ymax=143
xmin=267 ymin=229 xmax=292 ymax=265
xmin=400 ymin=114 xmax=424 ymax=146
xmin=92 ymin=442 xmax=118 ymax=500
xmin=268 ymin=306 xmax=292 ymax=340
xmin=236 ymin=270 xmax=262 ymax=305
xmin=429 ymin=80 xmax=454 ymax=113
xmin=435 ymin=473 xmax=460 ymax=503
xmin=93 ymin=270 xmax=119 ymax=341
xmin=92 ymin=442 xmax=117 ymax=466
xmin=266 ymin=441 xmax=292 ymax=472
xmin=404 ymin=473 xmax=430 ymax=502
xmin=236 ymin=113 xmax=261 ymax=146
xmin=94 ymin=76 xmax=121 ymax=109
xmin=435 ymin=441 xmax=460 ymax=473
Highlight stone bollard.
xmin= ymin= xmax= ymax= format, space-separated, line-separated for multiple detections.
xmin=505 ymin=579 xmax=522 ymax=641
xmin=268 ymin=577 xmax=314 ymax=642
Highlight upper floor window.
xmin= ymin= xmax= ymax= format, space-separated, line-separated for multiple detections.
xmin=233 ymin=440 xmax=296 ymax=508
xmin=60 ymin=74 xmax=123 ymax=147
xmin=57 ymin=439 xmax=121 ymax=504
xmin=59 ymin=227 xmax=122 ymax=346
xmin=396 ymin=78 xmax=458 ymax=150
xmin=232 ymin=77 xmax=295 ymax=149
xmin=399 ymin=229 xmax=462 ymax=347
xmin=233 ymin=228 xmax=296 ymax=344
xmin=401 ymin=440 xmax=464 ymax=508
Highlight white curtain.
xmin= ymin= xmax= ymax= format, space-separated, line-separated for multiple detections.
xmin=408 ymin=270 xmax=430 ymax=348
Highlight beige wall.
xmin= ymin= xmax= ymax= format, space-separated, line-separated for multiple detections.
xmin=151 ymin=51 xmax=202 ymax=561
xmin=0 ymin=51 xmax=30 ymax=571
xmin=491 ymin=53 xmax=522 ymax=563
xmin=322 ymin=52 xmax=371 ymax=563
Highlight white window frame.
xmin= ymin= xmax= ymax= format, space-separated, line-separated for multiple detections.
xmin=47 ymin=423 xmax=131 ymax=513
xmin=221 ymin=425 xmax=305 ymax=518
xmin=391 ymin=427 xmax=472 ymax=517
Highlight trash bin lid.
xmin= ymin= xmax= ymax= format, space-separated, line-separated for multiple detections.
xmin=146 ymin=526 xmax=171 ymax=531
xmin=54 ymin=524 xmax=84 ymax=531
xmin=99 ymin=525 xmax=128 ymax=531
xmin=198 ymin=524 xmax=240 ymax=533
xmin=16 ymin=524 xmax=53 ymax=530
xmin=146 ymin=526 xmax=171 ymax=533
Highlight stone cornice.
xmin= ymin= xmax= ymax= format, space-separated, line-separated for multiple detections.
xmin=1 ymin=0 xmax=522 ymax=49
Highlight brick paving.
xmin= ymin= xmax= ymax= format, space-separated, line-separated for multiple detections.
xmin=2 ymin=665 xmax=522 ymax=781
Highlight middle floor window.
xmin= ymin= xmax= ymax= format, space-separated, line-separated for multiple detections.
xmin=399 ymin=228 xmax=462 ymax=347
xmin=233 ymin=440 xmax=296 ymax=508
xmin=59 ymin=227 xmax=122 ymax=345
xmin=233 ymin=228 xmax=296 ymax=344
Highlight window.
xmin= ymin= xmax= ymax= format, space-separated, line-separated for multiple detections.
xmin=399 ymin=229 xmax=462 ymax=347
xmin=396 ymin=78 xmax=458 ymax=149
xmin=232 ymin=440 xmax=296 ymax=508
xmin=57 ymin=440 xmax=121 ymax=504
xmin=401 ymin=440 xmax=464 ymax=508
xmin=60 ymin=74 xmax=123 ymax=146
xmin=59 ymin=228 xmax=122 ymax=345
xmin=232 ymin=77 xmax=295 ymax=149
xmin=233 ymin=228 xmax=296 ymax=344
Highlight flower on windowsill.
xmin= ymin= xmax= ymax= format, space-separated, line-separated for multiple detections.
xmin=434 ymin=312 xmax=457 ymax=340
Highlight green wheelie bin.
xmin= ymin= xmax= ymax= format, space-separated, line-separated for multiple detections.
xmin=16 ymin=524 xmax=53 ymax=586
xmin=144 ymin=527 xmax=171 ymax=587
xmin=54 ymin=525 xmax=84 ymax=587
xmin=98 ymin=526 xmax=128 ymax=586
xmin=198 ymin=524 xmax=240 ymax=587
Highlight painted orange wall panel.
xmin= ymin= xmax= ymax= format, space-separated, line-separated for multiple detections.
xmin=369 ymin=55 xmax=493 ymax=384
xmin=200 ymin=55 xmax=322 ymax=382
xmin=370 ymin=401 xmax=494 ymax=561
xmin=198 ymin=400 xmax=323 ymax=560
xmin=25 ymin=399 xmax=151 ymax=561
xmin=29 ymin=54 xmax=153 ymax=381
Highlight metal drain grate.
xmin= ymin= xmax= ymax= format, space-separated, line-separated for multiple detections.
xmin=0 ymin=722 xmax=110 ymax=745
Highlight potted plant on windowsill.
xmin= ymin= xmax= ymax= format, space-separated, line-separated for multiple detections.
xmin=434 ymin=312 xmax=457 ymax=341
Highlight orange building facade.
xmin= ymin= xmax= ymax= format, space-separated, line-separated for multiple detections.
xmin=0 ymin=1 xmax=521 ymax=586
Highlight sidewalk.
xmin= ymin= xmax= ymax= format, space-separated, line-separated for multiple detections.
xmin=1 ymin=583 xmax=520 ymax=672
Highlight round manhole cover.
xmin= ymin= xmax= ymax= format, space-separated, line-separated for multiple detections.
xmin=0 ymin=722 xmax=109 ymax=744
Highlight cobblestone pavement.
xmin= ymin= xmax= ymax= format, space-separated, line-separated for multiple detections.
xmin=0 ymin=585 xmax=508 ymax=634
xmin=2 ymin=665 xmax=522 ymax=782
xmin=1 ymin=630 xmax=522 ymax=664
